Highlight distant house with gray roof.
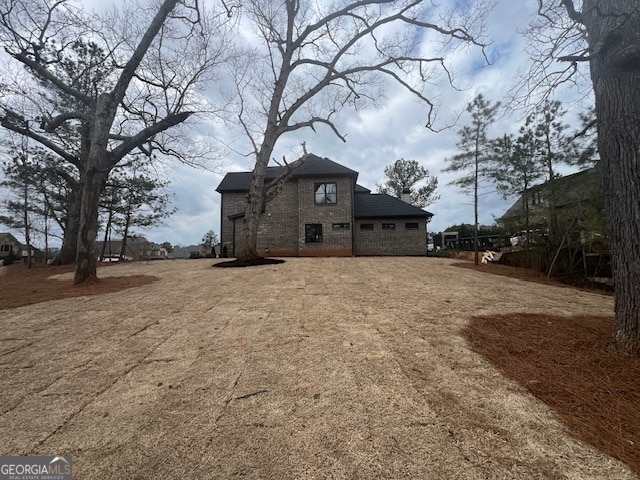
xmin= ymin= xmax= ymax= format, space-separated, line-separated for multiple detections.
xmin=215 ymin=154 xmax=433 ymax=256
xmin=0 ymin=232 xmax=46 ymax=265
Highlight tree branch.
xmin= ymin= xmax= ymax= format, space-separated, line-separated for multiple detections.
xmin=559 ymin=0 xmax=583 ymax=24
xmin=11 ymin=51 xmax=95 ymax=106
xmin=280 ymin=116 xmax=347 ymax=142
xmin=0 ymin=110 xmax=80 ymax=167
xmin=41 ymin=111 xmax=90 ymax=132
xmin=264 ymin=143 xmax=308 ymax=202
xmin=108 ymin=111 xmax=194 ymax=163
xmin=111 ymin=0 xmax=181 ymax=105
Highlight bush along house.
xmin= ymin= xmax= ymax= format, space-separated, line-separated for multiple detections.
xmin=216 ymin=154 xmax=433 ymax=257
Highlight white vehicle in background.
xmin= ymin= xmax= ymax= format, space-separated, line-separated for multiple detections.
xmin=509 ymin=229 xmax=548 ymax=246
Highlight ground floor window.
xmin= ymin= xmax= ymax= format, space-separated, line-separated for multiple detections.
xmin=305 ymin=224 xmax=323 ymax=243
xmin=332 ymin=222 xmax=350 ymax=230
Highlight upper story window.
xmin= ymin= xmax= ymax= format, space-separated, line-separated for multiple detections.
xmin=405 ymin=222 xmax=419 ymax=229
xmin=531 ymin=191 xmax=544 ymax=205
xmin=315 ymin=183 xmax=337 ymax=204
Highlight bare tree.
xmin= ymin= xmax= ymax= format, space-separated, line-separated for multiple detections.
xmin=0 ymin=0 xmax=229 ymax=283
xmin=529 ymin=1 xmax=640 ymax=354
xmin=228 ymin=0 xmax=489 ymax=261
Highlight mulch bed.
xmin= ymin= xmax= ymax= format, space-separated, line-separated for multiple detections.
xmin=454 ymin=260 xmax=639 ymax=474
xmin=0 ymin=263 xmax=158 ymax=310
xmin=463 ymin=313 xmax=640 ymax=475
xmin=213 ymin=258 xmax=286 ymax=268
xmin=453 ymin=260 xmax=613 ymax=295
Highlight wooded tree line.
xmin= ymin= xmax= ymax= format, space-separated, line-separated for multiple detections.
xmin=0 ymin=0 xmax=638 ymax=354
xmin=0 ymin=0 xmax=227 ymax=281
xmin=0 ymin=141 xmax=174 ymax=266
xmin=446 ymin=95 xmax=600 ymax=266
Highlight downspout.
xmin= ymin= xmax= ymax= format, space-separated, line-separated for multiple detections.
xmin=232 ymin=218 xmax=237 ymax=257
xmin=351 ymin=178 xmax=356 ymax=256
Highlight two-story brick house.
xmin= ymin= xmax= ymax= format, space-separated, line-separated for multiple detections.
xmin=216 ymin=155 xmax=433 ymax=257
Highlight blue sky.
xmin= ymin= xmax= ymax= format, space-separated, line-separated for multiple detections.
xmin=0 ymin=0 xmax=592 ymax=249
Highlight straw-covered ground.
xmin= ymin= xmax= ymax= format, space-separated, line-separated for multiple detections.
xmin=1 ymin=257 xmax=638 ymax=479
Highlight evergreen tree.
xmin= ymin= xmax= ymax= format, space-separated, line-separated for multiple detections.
xmin=377 ymin=159 xmax=439 ymax=208
xmin=491 ymin=130 xmax=546 ymax=241
xmin=445 ymin=94 xmax=501 ymax=265
xmin=0 ymin=145 xmax=41 ymax=268
xmin=99 ymin=160 xmax=175 ymax=260
xmin=201 ymin=230 xmax=218 ymax=257
xmin=525 ymin=100 xmax=578 ymax=242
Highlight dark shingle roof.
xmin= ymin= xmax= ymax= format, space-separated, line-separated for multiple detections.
xmin=216 ymin=154 xmax=358 ymax=192
xmin=293 ymin=154 xmax=358 ymax=178
xmin=354 ymin=193 xmax=433 ymax=219
xmin=215 ymin=169 xmax=277 ymax=193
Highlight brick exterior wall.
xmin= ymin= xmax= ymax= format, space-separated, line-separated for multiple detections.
xmin=220 ymin=176 xmax=355 ymax=256
xmin=219 ymin=192 xmax=246 ymax=256
xmin=354 ymin=218 xmax=427 ymax=256
xmin=297 ymin=177 xmax=353 ymax=256
xmin=259 ymin=181 xmax=300 ymax=256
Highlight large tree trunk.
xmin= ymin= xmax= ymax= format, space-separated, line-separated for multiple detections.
xmin=53 ymin=190 xmax=81 ymax=265
xmin=74 ymin=168 xmax=108 ymax=284
xmin=237 ymin=150 xmax=270 ymax=261
xmin=585 ymin=0 xmax=640 ymax=354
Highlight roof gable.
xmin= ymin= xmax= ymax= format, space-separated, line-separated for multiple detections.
xmin=0 ymin=232 xmax=21 ymax=245
xmin=216 ymin=154 xmax=358 ymax=193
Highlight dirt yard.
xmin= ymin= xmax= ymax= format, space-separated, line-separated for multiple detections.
xmin=1 ymin=257 xmax=638 ymax=479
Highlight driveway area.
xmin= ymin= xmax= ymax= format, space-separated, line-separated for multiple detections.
xmin=0 ymin=257 xmax=635 ymax=479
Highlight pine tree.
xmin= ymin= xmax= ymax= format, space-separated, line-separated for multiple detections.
xmin=445 ymin=94 xmax=501 ymax=265
xmin=377 ymin=159 xmax=439 ymax=208
xmin=491 ymin=130 xmax=546 ymax=241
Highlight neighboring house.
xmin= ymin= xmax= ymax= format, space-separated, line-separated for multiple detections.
xmin=171 ymin=243 xmax=220 ymax=259
xmin=171 ymin=245 xmax=203 ymax=259
xmin=216 ymin=154 xmax=433 ymax=257
xmin=97 ymin=235 xmax=167 ymax=261
xmin=0 ymin=232 xmax=46 ymax=265
xmin=500 ymin=164 xmax=606 ymax=245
